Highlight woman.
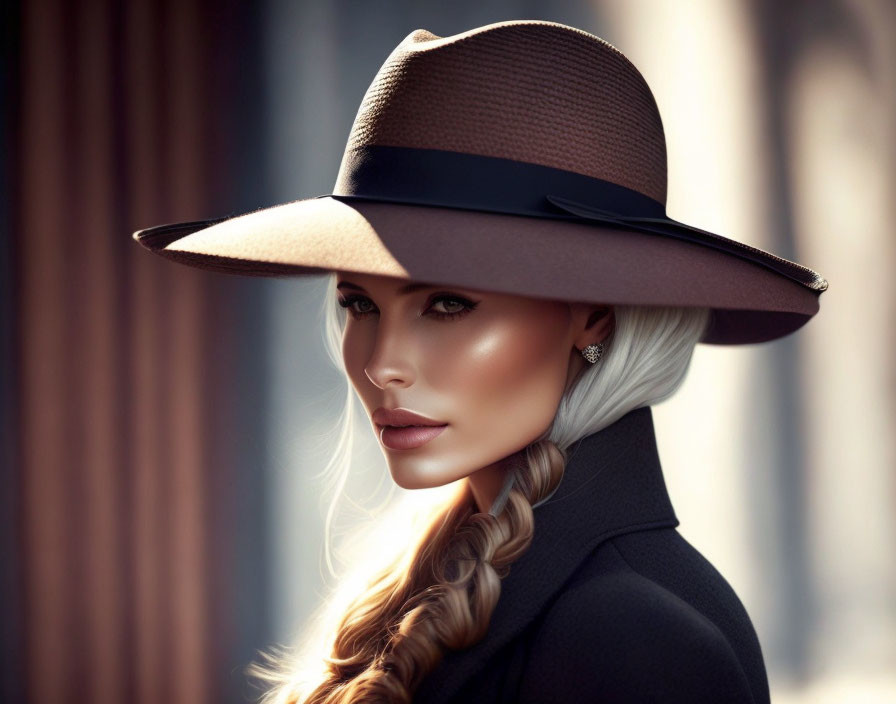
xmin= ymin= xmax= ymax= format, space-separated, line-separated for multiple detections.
xmin=133 ymin=19 xmax=827 ymax=704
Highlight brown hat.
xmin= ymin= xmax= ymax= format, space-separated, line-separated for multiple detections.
xmin=133 ymin=19 xmax=827 ymax=345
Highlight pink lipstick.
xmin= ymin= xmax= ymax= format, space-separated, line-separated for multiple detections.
xmin=372 ymin=407 xmax=448 ymax=451
xmin=379 ymin=424 xmax=447 ymax=450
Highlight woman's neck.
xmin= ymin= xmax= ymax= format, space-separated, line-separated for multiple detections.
xmin=467 ymin=456 xmax=516 ymax=513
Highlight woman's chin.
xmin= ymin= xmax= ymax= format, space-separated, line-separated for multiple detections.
xmin=386 ymin=461 xmax=465 ymax=491
xmin=389 ymin=469 xmax=444 ymax=491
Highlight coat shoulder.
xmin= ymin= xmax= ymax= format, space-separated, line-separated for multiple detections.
xmin=517 ymin=528 xmax=766 ymax=704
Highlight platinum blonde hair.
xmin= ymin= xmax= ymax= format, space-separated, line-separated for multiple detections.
xmin=247 ymin=272 xmax=711 ymax=703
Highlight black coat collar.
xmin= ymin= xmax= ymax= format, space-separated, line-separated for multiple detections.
xmin=414 ymin=405 xmax=680 ymax=704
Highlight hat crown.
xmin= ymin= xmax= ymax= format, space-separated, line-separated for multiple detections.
xmin=342 ymin=20 xmax=668 ymax=204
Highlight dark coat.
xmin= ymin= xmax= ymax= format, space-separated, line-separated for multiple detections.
xmin=414 ymin=405 xmax=770 ymax=704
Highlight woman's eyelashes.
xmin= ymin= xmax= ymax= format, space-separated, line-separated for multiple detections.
xmin=337 ymin=293 xmax=479 ymax=321
xmin=337 ymin=294 xmax=377 ymax=319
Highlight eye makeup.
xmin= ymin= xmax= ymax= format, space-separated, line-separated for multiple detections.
xmin=337 ymin=291 xmax=479 ymax=322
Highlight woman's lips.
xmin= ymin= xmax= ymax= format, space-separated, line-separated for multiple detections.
xmin=378 ymin=424 xmax=448 ymax=450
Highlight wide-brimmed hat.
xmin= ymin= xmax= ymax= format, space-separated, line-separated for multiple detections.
xmin=133 ymin=19 xmax=827 ymax=345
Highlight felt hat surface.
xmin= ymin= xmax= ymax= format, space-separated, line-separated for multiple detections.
xmin=133 ymin=19 xmax=828 ymax=345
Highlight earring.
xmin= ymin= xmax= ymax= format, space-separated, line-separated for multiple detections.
xmin=581 ymin=342 xmax=604 ymax=364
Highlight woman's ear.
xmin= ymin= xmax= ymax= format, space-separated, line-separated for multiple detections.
xmin=570 ymin=303 xmax=615 ymax=350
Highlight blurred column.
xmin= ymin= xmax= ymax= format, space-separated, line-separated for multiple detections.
xmin=782 ymin=0 xmax=896 ymax=694
xmin=260 ymin=0 xmax=343 ymax=647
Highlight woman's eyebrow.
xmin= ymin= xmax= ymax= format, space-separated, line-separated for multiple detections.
xmin=336 ymin=281 xmax=438 ymax=296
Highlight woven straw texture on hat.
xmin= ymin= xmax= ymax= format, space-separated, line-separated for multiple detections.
xmin=344 ymin=21 xmax=668 ymax=204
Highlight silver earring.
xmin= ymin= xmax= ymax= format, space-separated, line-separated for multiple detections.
xmin=581 ymin=342 xmax=604 ymax=364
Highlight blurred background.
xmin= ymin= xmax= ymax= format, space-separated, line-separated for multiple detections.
xmin=3 ymin=0 xmax=894 ymax=702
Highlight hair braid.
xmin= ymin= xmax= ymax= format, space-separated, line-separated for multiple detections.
xmin=303 ymin=438 xmax=566 ymax=703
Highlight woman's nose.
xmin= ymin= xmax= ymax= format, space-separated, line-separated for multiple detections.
xmin=363 ymin=320 xmax=417 ymax=390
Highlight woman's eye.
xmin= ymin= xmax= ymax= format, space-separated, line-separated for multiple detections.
xmin=338 ymin=295 xmax=377 ymax=318
xmin=337 ymin=292 xmax=478 ymax=321
xmin=430 ymin=297 xmax=468 ymax=315
xmin=426 ymin=294 xmax=477 ymax=320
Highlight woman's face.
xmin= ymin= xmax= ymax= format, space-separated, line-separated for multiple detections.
xmin=335 ymin=271 xmax=612 ymax=509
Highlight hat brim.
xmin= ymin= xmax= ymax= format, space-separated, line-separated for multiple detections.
xmin=133 ymin=195 xmax=821 ymax=345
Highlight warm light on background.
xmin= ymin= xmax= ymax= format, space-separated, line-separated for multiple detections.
xmin=3 ymin=1 xmax=894 ymax=703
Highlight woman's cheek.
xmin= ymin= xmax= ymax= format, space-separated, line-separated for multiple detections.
xmin=426 ymin=317 xmax=567 ymax=445
xmin=341 ymin=326 xmax=366 ymax=388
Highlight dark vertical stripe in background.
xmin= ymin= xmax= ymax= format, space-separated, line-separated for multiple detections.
xmin=1 ymin=0 xmax=23 ymax=703
xmin=7 ymin=0 xmax=272 ymax=702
